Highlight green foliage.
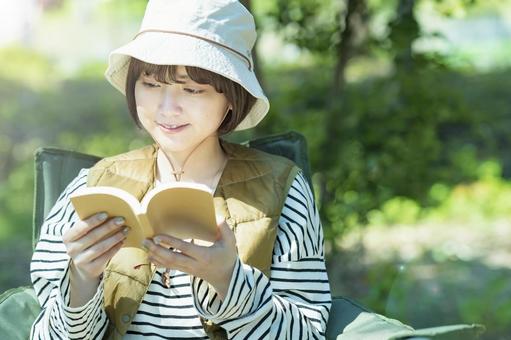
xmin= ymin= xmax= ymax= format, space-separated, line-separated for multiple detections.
xmin=365 ymin=262 xmax=400 ymax=313
xmin=384 ymin=258 xmax=509 ymax=338
xmin=363 ymin=160 xmax=511 ymax=227
xmin=97 ymin=0 xmax=147 ymax=21
xmin=258 ymin=0 xmax=511 ymax=249
xmin=459 ymin=273 xmax=511 ymax=331
xmin=0 ymin=46 xmax=57 ymax=90
xmin=425 ymin=161 xmax=511 ymax=223
xmin=265 ymin=0 xmax=343 ymax=54
xmin=368 ymin=197 xmax=421 ymax=226
xmin=258 ymin=59 xmax=511 ymax=242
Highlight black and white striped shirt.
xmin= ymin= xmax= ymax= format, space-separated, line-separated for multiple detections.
xmin=30 ymin=168 xmax=331 ymax=339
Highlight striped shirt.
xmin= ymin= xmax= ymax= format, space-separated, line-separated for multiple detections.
xmin=30 ymin=168 xmax=331 ymax=339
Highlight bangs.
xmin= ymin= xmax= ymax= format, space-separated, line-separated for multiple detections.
xmin=129 ymin=58 xmax=227 ymax=93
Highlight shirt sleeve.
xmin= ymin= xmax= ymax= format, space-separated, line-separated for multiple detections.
xmin=30 ymin=168 xmax=109 ymax=340
xmin=191 ymin=171 xmax=332 ymax=339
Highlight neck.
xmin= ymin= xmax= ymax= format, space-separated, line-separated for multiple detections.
xmin=156 ymin=136 xmax=227 ymax=186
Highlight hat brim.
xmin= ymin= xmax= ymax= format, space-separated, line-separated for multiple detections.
xmin=104 ymin=32 xmax=269 ymax=131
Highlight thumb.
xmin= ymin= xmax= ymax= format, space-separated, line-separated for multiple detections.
xmin=216 ymin=216 xmax=235 ymax=244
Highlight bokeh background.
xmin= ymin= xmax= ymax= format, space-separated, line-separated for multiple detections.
xmin=1 ymin=0 xmax=511 ymax=338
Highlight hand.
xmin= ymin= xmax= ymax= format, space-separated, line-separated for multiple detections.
xmin=62 ymin=212 xmax=129 ymax=281
xmin=143 ymin=219 xmax=237 ymax=300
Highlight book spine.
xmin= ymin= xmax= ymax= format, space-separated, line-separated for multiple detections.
xmin=137 ymin=213 xmax=153 ymax=238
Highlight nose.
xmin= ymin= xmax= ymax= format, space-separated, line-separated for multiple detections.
xmin=158 ymin=87 xmax=182 ymax=116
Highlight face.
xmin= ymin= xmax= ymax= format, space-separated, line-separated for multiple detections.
xmin=134 ymin=65 xmax=231 ymax=153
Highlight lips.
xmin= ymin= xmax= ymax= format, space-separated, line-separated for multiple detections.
xmin=157 ymin=122 xmax=190 ymax=133
xmin=160 ymin=123 xmax=186 ymax=129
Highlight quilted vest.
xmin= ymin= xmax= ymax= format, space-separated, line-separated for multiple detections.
xmin=85 ymin=141 xmax=299 ymax=339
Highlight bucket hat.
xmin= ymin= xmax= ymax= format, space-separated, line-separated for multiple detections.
xmin=104 ymin=0 xmax=269 ymax=131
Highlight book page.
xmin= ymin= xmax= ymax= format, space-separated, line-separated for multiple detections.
xmin=70 ymin=187 xmax=148 ymax=248
xmin=143 ymin=183 xmax=218 ymax=242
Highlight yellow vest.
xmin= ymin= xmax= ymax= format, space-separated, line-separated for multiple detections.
xmin=86 ymin=141 xmax=299 ymax=339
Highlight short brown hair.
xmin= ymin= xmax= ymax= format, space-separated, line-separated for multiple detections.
xmin=125 ymin=58 xmax=256 ymax=135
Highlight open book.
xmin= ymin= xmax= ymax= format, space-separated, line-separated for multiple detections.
xmin=69 ymin=182 xmax=218 ymax=248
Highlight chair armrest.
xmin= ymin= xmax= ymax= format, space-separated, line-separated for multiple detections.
xmin=0 ymin=286 xmax=41 ymax=339
xmin=327 ymin=296 xmax=485 ymax=340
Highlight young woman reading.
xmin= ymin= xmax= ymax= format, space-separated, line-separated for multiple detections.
xmin=30 ymin=1 xmax=331 ymax=339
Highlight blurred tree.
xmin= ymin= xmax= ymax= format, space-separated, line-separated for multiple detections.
xmin=261 ymin=0 xmax=502 ymax=252
xmin=332 ymin=0 xmax=369 ymax=94
xmin=389 ymin=0 xmax=419 ymax=70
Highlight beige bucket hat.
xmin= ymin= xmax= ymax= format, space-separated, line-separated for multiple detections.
xmin=104 ymin=0 xmax=269 ymax=131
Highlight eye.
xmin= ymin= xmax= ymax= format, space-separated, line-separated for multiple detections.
xmin=184 ymin=88 xmax=204 ymax=94
xmin=143 ymin=81 xmax=160 ymax=88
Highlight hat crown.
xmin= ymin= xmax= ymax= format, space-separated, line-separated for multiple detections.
xmin=140 ymin=0 xmax=256 ymax=60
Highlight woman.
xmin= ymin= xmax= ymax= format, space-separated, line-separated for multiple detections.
xmin=30 ymin=0 xmax=331 ymax=339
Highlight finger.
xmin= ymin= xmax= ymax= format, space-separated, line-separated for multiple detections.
xmin=78 ymin=217 xmax=127 ymax=251
xmin=152 ymin=235 xmax=202 ymax=258
xmin=150 ymin=249 xmax=194 ymax=273
xmin=217 ymin=219 xmax=235 ymax=243
xmin=147 ymin=256 xmax=166 ymax=269
xmin=214 ymin=215 xmax=225 ymax=240
xmin=89 ymin=241 xmax=124 ymax=273
xmin=144 ymin=239 xmax=196 ymax=271
xmin=76 ymin=229 xmax=127 ymax=264
xmin=63 ymin=212 xmax=109 ymax=243
xmin=66 ymin=218 xmax=127 ymax=258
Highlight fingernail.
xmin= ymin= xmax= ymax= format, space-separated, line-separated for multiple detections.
xmin=122 ymin=227 xmax=130 ymax=235
xmin=114 ymin=217 xmax=125 ymax=226
xmin=142 ymin=239 xmax=151 ymax=249
xmin=153 ymin=236 xmax=161 ymax=245
xmin=98 ymin=212 xmax=108 ymax=221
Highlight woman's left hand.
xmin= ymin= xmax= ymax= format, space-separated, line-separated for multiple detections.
xmin=143 ymin=219 xmax=237 ymax=300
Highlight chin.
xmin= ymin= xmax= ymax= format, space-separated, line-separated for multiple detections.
xmin=153 ymin=136 xmax=192 ymax=153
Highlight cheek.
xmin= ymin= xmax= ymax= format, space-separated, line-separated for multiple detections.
xmin=196 ymin=104 xmax=227 ymax=132
xmin=136 ymin=105 xmax=150 ymax=121
xmin=207 ymin=96 xmax=230 ymax=124
xmin=135 ymin=93 xmax=157 ymax=122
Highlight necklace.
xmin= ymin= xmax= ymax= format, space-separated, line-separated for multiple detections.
xmin=163 ymin=138 xmax=205 ymax=182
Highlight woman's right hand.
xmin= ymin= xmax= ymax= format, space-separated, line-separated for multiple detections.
xmin=62 ymin=212 xmax=129 ymax=307
xmin=62 ymin=212 xmax=129 ymax=281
